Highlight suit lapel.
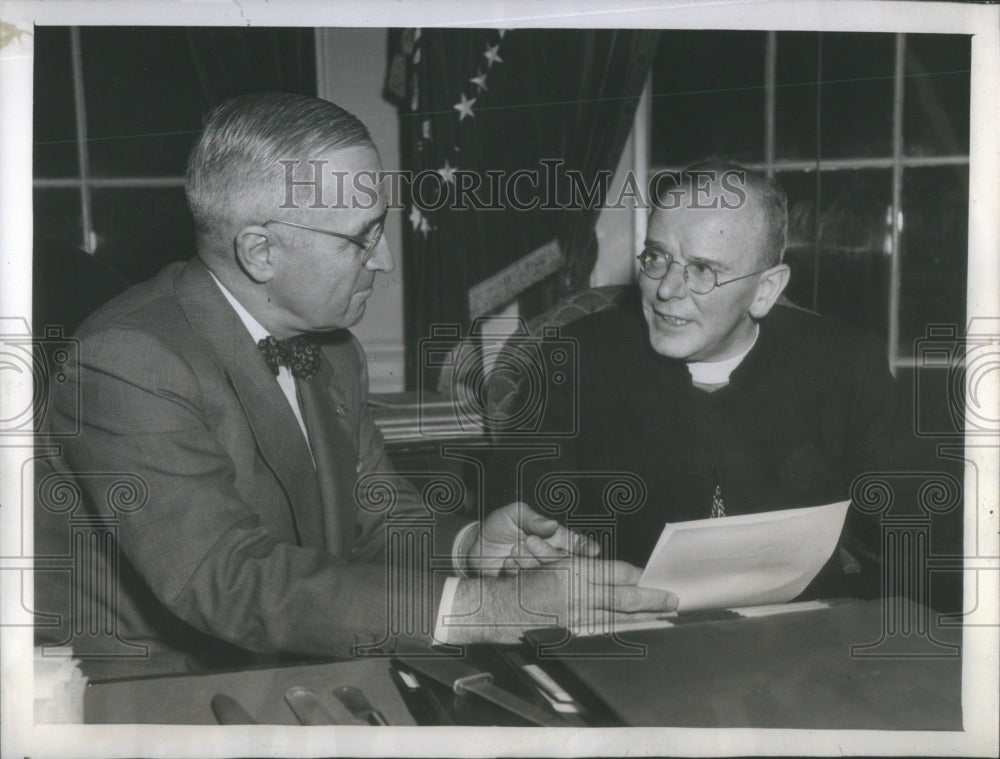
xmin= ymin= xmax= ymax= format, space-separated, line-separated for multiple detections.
xmin=297 ymin=354 xmax=358 ymax=558
xmin=174 ymin=260 xmax=326 ymax=550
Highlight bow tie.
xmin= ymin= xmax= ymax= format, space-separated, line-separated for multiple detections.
xmin=258 ymin=335 xmax=321 ymax=380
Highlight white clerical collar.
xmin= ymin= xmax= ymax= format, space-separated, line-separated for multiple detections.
xmin=208 ymin=270 xmax=271 ymax=344
xmin=686 ymin=323 xmax=760 ymax=386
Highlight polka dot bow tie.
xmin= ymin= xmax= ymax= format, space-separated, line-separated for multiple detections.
xmin=257 ymin=335 xmax=321 ymax=381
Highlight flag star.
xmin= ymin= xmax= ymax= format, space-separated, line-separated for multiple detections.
xmin=470 ymin=70 xmax=488 ymax=93
xmin=419 ymin=216 xmax=432 ymax=238
xmin=437 ymin=160 xmax=458 ymax=185
xmin=497 ymin=29 xmax=507 ymax=38
xmin=483 ymin=43 xmax=503 ymax=68
xmin=409 ymin=206 xmax=423 ymax=231
xmin=453 ymin=92 xmax=476 ymax=121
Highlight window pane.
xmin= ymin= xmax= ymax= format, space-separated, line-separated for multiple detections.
xmin=774 ymin=32 xmax=819 ymax=161
xmin=79 ymin=27 xmax=203 ymax=177
xmin=898 ymin=166 xmax=968 ymax=357
xmin=777 ymin=170 xmax=819 ymax=311
xmin=650 ymin=31 xmax=766 ymax=166
xmin=780 ymin=168 xmax=892 ymax=339
xmin=33 ymin=188 xmax=82 ymax=251
xmin=91 ymin=188 xmax=195 ymax=284
xmin=34 ymin=27 xmax=79 ymax=178
xmin=80 ymin=27 xmax=316 ymax=177
xmin=904 ymin=34 xmax=970 ymax=157
xmin=819 ymin=33 xmax=895 ymax=160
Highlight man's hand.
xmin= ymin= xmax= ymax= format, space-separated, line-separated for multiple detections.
xmin=446 ymin=557 xmax=678 ymax=644
xmin=463 ymin=501 xmax=599 ymax=576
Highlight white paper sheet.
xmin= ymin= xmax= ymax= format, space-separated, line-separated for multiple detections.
xmin=637 ymin=500 xmax=851 ymax=612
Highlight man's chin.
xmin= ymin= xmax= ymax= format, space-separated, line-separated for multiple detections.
xmin=348 ymin=302 xmax=367 ymax=326
xmin=308 ymin=305 xmax=366 ymax=333
xmin=647 ymin=328 xmax=698 ymax=361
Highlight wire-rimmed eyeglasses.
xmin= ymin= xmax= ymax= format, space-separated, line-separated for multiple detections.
xmin=264 ymin=218 xmax=385 ymax=259
xmin=636 ymin=248 xmax=768 ymax=295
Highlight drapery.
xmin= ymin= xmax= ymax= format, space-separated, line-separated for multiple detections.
xmin=183 ymin=27 xmax=315 ymax=108
xmin=389 ymin=28 xmax=659 ymax=389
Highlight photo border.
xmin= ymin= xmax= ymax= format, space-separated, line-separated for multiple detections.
xmin=2 ymin=1 xmax=997 ymax=757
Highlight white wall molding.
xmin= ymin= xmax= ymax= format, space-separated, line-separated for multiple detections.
xmin=316 ymin=28 xmax=407 ymax=395
xmin=359 ymin=338 xmax=407 ymax=394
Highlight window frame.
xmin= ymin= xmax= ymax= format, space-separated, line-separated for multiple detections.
xmin=636 ymin=31 xmax=970 ymax=371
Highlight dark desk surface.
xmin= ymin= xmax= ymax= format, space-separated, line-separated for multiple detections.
xmin=85 ymin=658 xmax=414 ymax=725
xmin=528 ymin=599 xmax=963 ymax=730
xmin=85 ymin=599 xmax=962 ymax=729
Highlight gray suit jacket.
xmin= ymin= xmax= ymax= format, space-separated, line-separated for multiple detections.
xmin=40 ymin=258 xmax=464 ymax=676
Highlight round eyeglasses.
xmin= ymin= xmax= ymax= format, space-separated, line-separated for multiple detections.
xmin=264 ymin=218 xmax=385 ymax=259
xmin=636 ymin=248 xmax=768 ymax=295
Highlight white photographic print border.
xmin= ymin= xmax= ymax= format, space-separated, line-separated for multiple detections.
xmin=2 ymin=1 xmax=997 ymax=757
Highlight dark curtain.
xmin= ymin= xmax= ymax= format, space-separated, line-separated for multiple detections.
xmin=389 ymin=28 xmax=658 ymax=390
xmin=182 ymin=27 xmax=316 ymax=108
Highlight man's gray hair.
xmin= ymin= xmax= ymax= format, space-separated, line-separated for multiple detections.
xmin=669 ymin=159 xmax=788 ymax=268
xmin=186 ymin=92 xmax=374 ymax=240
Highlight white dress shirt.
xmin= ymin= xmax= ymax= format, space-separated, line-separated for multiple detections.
xmin=208 ymin=271 xmax=312 ymax=454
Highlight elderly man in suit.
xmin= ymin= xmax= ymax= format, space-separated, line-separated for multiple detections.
xmin=42 ymin=92 xmax=675 ymax=677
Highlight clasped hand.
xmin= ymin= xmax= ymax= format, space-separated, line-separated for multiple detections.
xmin=463 ymin=501 xmax=599 ymax=576
xmin=450 ymin=502 xmax=678 ymax=643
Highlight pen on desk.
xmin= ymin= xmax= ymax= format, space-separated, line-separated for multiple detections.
xmin=210 ymin=693 xmax=258 ymax=725
xmin=502 ymin=649 xmax=587 ymax=726
xmin=520 ymin=664 xmax=577 ymax=709
xmin=285 ymin=686 xmax=340 ymax=725
xmin=389 ymin=663 xmax=452 ymax=725
xmin=333 ymin=685 xmax=389 ymax=726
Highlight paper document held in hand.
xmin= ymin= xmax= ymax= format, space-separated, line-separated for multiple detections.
xmin=638 ymin=500 xmax=851 ymax=612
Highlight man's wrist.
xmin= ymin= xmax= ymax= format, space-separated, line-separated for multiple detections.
xmin=451 ymin=521 xmax=481 ymax=577
xmin=432 ymin=576 xmax=462 ymax=645
xmin=443 ymin=575 xmax=525 ymax=645
xmin=434 ymin=524 xmax=488 ymax=645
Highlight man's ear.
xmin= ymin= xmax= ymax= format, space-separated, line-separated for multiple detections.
xmin=234 ymin=225 xmax=277 ymax=283
xmin=748 ymin=263 xmax=790 ymax=319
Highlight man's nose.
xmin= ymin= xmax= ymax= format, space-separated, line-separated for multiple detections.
xmin=656 ymin=259 xmax=687 ymax=299
xmin=365 ymin=234 xmax=394 ymax=274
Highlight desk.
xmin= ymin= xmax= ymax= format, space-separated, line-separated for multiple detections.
xmin=85 ymin=600 xmax=962 ymax=729
xmin=527 ymin=599 xmax=963 ymax=729
xmin=85 ymin=658 xmax=414 ymax=725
